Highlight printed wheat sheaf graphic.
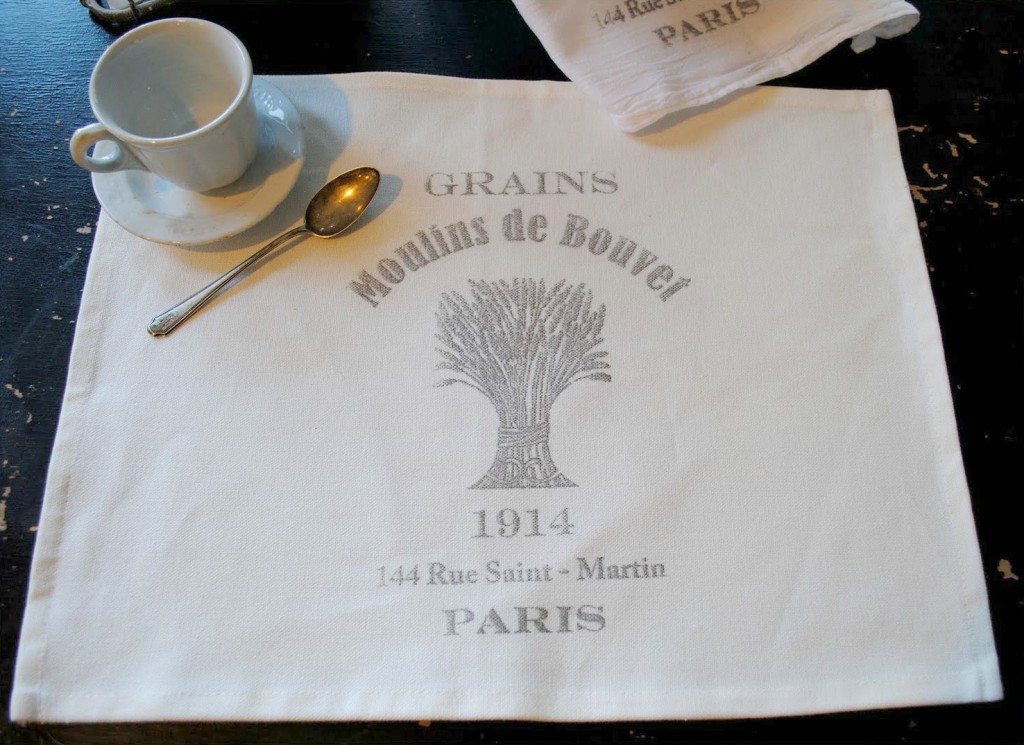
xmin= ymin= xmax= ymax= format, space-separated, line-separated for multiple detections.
xmin=435 ymin=279 xmax=611 ymax=489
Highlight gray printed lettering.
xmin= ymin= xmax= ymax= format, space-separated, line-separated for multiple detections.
xmin=560 ymin=214 xmax=589 ymax=247
xmin=631 ymin=249 xmax=659 ymax=275
xmin=463 ymin=171 xmax=495 ymax=195
xmin=349 ymin=270 xmax=391 ymax=307
xmin=646 ymin=264 xmax=673 ymax=290
xmin=446 ymin=221 xmax=474 ymax=252
xmin=608 ymin=238 xmax=637 ymax=267
xmin=588 ymin=228 xmax=612 ymax=255
xmin=429 ymin=225 xmax=453 ymax=256
xmin=659 ymin=276 xmax=691 ymax=301
xmin=395 ymin=241 xmax=429 ymax=271
xmin=528 ymin=214 xmax=547 ymax=242
xmin=378 ymin=258 xmax=405 ymax=284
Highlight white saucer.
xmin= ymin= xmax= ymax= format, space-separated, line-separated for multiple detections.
xmin=92 ymin=78 xmax=305 ymax=246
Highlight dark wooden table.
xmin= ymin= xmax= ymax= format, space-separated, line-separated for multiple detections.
xmin=1 ymin=1 xmax=1021 ymax=743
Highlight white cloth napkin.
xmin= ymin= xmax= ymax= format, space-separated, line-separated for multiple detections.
xmin=512 ymin=0 xmax=919 ymax=131
xmin=11 ymin=73 xmax=1000 ymax=722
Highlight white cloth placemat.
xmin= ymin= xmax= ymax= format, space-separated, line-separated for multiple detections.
xmin=512 ymin=0 xmax=919 ymax=131
xmin=11 ymin=73 xmax=1001 ymax=722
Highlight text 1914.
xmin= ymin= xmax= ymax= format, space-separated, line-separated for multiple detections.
xmin=472 ymin=508 xmax=574 ymax=538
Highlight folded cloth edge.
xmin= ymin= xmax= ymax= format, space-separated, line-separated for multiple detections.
xmin=512 ymin=1 xmax=920 ymax=132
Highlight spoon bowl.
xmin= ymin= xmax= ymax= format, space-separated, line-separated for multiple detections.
xmin=148 ymin=166 xmax=380 ymax=336
xmin=306 ymin=166 xmax=380 ymax=237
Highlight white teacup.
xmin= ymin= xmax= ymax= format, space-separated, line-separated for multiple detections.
xmin=70 ymin=18 xmax=260 ymax=193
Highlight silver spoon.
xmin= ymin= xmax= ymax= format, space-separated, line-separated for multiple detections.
xmin=148 ymin=166 xmax=381 ymax=336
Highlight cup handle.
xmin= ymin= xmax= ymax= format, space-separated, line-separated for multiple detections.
xmin=69 ymin=122 xmax=145 ymax=174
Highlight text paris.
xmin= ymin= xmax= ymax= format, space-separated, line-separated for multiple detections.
xmin=591 ymin=0 xmax=760 ymax=38
xmin=443 ymin=605 xmax=606 ymax=635
xmin=654 ymin=1 xmax=760 ymax=47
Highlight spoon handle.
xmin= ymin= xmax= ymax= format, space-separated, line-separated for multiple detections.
xmin=148 ymin=225 xmax=309 ymax=337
